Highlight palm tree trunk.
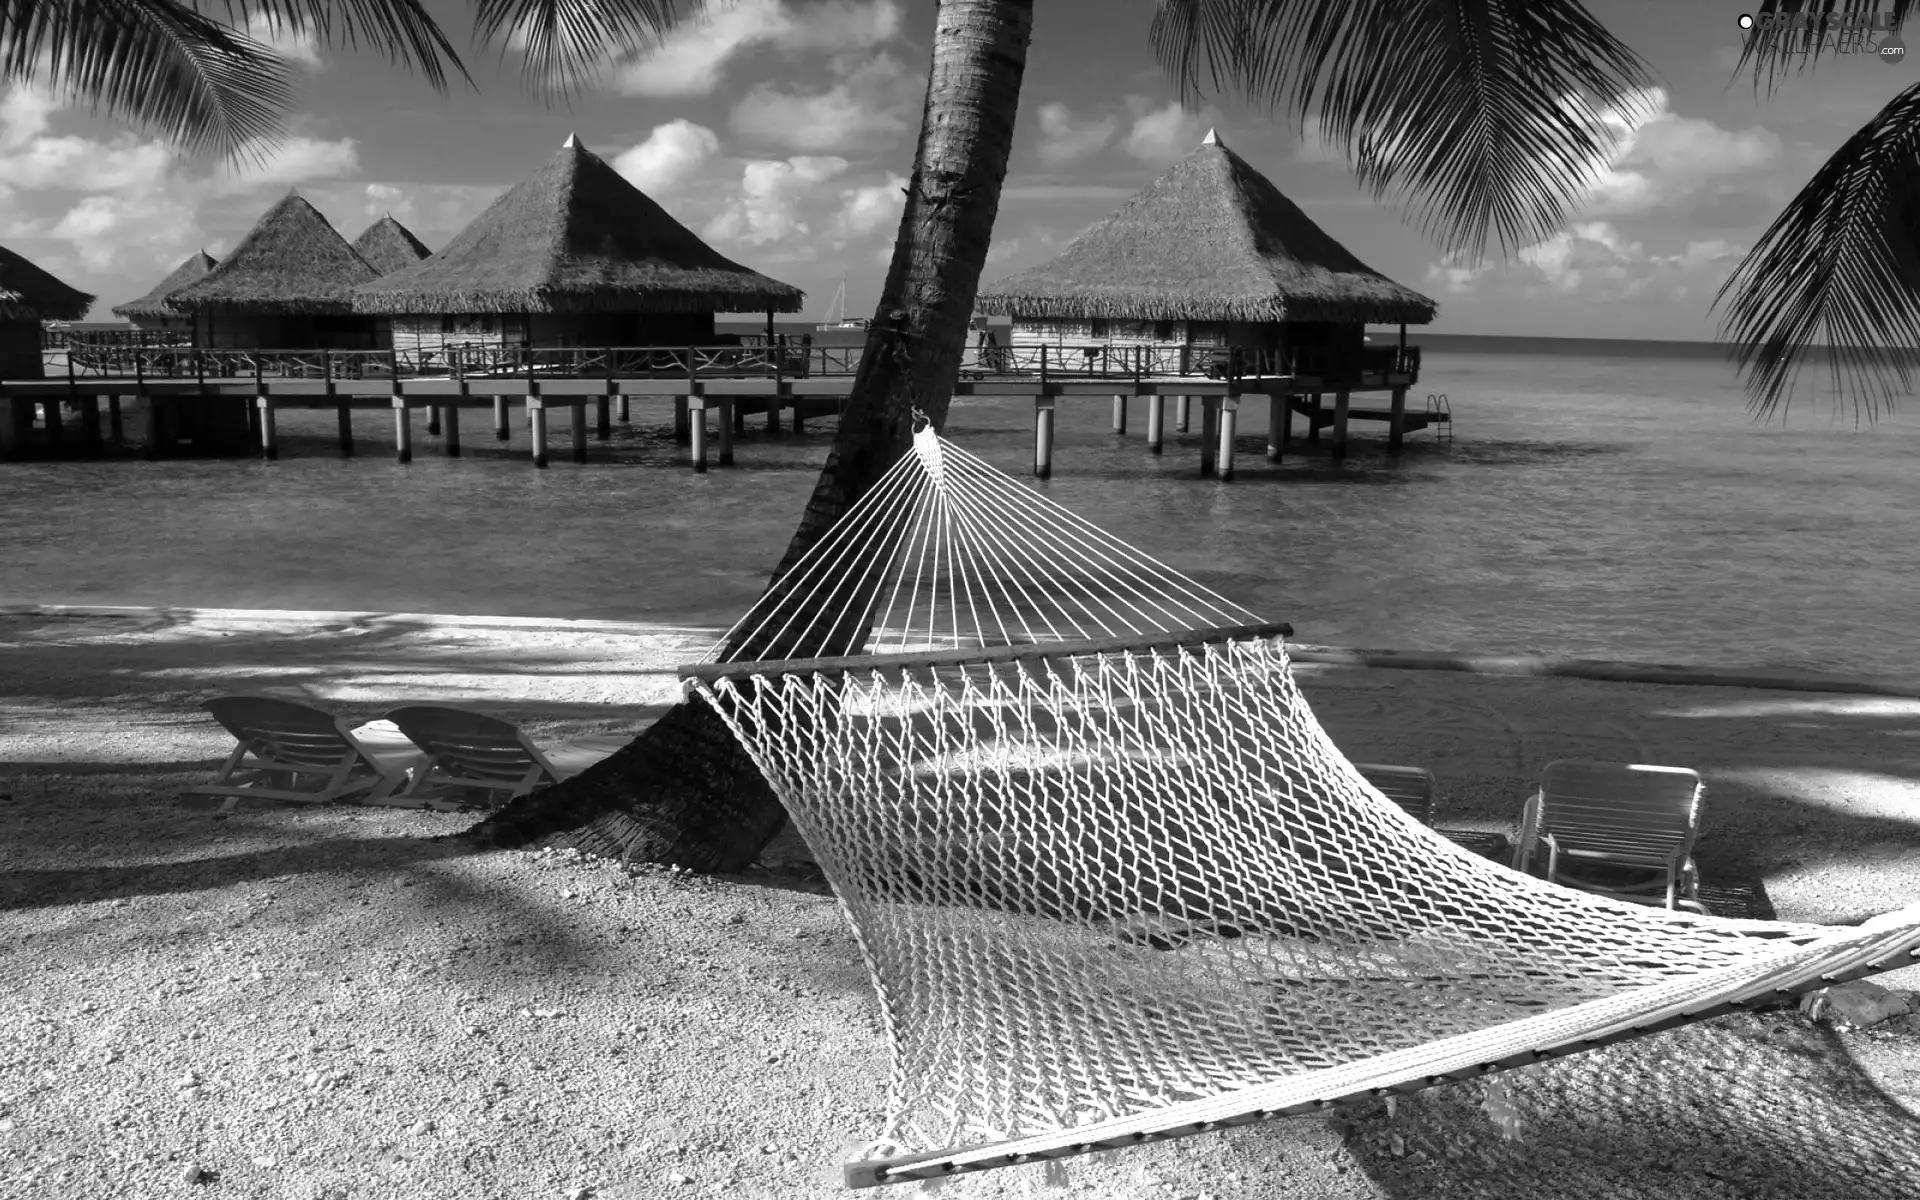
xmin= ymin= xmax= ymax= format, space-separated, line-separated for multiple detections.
xmin=462 ymin=0 xmax=1037 ymax=871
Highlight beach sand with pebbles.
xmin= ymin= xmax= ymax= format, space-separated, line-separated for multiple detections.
xmin=3 ymin=606 xmax=1919 ymax=1199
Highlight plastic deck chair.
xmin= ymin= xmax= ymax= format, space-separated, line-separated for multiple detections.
xmin=384 ymin=705 xmax=628 ymax=810
xmin=184 ymin=695 xmax=426 ymax=815
xmin=1511 ymin=760 xmax=1708 ymax=913
xmin=1354 ymin=763 xmax=1436 ymax=825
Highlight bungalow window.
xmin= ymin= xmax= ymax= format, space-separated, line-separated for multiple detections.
xmin=1089 ymin=319 xmax=1110 ymax=339
xmin=1153 ymin=321 xmax=1176 ymax=341
xmin=481 ymin=315 xmax=497 ymax=335
xmin=440 ymin=315 xmax=455 ymax=334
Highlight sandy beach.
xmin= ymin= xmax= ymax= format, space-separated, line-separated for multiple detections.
xmin=4 ymin=606 xmax=1919 ymax=1199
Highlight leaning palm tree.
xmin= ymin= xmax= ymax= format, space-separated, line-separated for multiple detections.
xmin=461 ymin=0 xmax=1661 ymax=872
xmin=1715 ymin=0 xmax=1920 ymax=423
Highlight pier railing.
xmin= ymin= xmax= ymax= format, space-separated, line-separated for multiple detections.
xmin=55 ymin=339 xmax=1422 ymax=386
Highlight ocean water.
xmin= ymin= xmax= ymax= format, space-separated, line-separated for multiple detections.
xmin=3 ymin=341 xmax=1916 ymax=679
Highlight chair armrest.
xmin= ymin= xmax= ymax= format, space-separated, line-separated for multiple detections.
xmin=1510 ymin=790 xmax=1542 ymax=872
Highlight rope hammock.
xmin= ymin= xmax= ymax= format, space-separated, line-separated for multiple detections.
xmin=679 ymin=424 xmax=1920 ymax=1190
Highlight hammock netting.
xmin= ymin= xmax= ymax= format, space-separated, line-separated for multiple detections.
xmin=678 ymin=428 xmax=1920 ymax=1189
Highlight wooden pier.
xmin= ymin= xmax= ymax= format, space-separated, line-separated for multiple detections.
xmin=3 ymin=342 xmax=1446 ymax=475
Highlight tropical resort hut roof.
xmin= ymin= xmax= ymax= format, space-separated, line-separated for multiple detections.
xmin=352 ymin=135 xmax=806 ymax=316
xmin=976 ymin=129 xmax=1436 ymax=327
xmin=352 ymin=216 xmax=431 ymax=277
xmin=165 ymin=191 xmax=380 ymax=316
xmin=111 ymin=251 xmax=218 ymax=321
xmin=0 ymin=243 xmax=94 ymax=322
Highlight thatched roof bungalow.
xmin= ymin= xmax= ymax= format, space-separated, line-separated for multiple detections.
xmin=353 ymin=135 xmax=805 ymax=360
xmin=164 ymin=191 xmax=386 ymax=350
xmin=111 ymin=250 xmax=217 ymax=332
xmin=0 ymin=243 xmax=93 ymax=382
xmin=975 ymin=130 xmax=1436 ymax=384
xmin=352 ymin=215 xmax=431 ymax=276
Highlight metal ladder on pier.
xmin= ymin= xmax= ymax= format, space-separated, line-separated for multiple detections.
xmin=1425 ymin=393 xmax=1454 ymax=445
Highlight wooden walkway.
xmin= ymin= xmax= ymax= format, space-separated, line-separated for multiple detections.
xmin=2 ymin=342 xmax=1446 ymax=475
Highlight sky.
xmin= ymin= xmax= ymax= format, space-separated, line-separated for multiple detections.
xmin=0 ymin=0 xmax=1908 ymax=338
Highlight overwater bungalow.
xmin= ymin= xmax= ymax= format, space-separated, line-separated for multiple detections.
xmin=163 ymin=191 xmax=386 ymax=350
xmin=351 ymin=215 xmax=431 ymax=277
xmin=111 ymin=251 xmax=216 ymax=334
xmin=352 ymin=135 xmax=805 ymax=361
xmin=974 ymin=129 xmax=1436 ymax=388
xmin=0 ymin=243 xmax=92 ymax=380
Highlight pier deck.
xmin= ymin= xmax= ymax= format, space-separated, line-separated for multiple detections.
xmin=3 ymin=342 xmax=1446 ymax=475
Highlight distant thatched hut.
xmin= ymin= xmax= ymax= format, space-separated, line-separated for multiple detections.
xmin=0 ymin=243 xmax=92 ymax=379
xmin=111 ymin=251 xmax=217 ymax=334
xmin=975 ymin=130 xmax=1436 ymax=384
xmin=352 ymin=215 xmax=431 ymax=277
xmin=353 ymin=135 xmax=805 ymax=360
xmin=164 ymin=191 xmax=385 ymax=350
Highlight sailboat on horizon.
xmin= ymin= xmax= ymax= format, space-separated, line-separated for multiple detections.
xmin=817 ymin=272 xmax=870 ymax=332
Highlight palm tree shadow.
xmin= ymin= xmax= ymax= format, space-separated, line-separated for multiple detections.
xmin=1330 ymin=1012 xmax=1920 ymax=1198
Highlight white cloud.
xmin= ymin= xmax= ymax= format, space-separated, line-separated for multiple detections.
xmin=615 ymin=0 xmax=902 ymax=97
xmin=1581 ymin=87 xmax=1781 ymax=216
xmin=1034 ymin=102 xmax=1116 ymax=167
xmin=213 ymin=135 xmax=359 ymax=192
xmin=730 ymin=53 xmax=915 ymax=153
xmin=245 ymin=14 xmax=324 ymax=70
xmin=705 ymin=156 xmax=851 ymax=246
xmin=1120 ymin=98 xmax=1220 ymax=163
xmin=829 ymin=173 xmax=907 ymax=239
xmin=611 ymin=120 xmax=722 ymax=193
xmin=1428 ymin=222 xmax=1744 ymax=302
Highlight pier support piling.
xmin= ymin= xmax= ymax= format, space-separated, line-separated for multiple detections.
xmin=732 ymin=403 xmax=746 ymax=436
xmin=1112 ymin=394 xmax=1128 ymax=435
xmin=1267 ymin=395 xmax=1285 ymax=463
xmin=1388 ymin=385 xmax=1407 ymax=452
xmin=257 ymin=396 xmax=277 ymax=460
xmin=1199 ymin=397 xmax=1219 ymax=476
xmin=444 ymin=402 xmax=461 ymax=457
xmin=1307 ymin=393 xmax=1323 ymax=444
xmin=426 ymin=405 xmax=441 ymax=436
xmin=1218 ymin=397 xmax=1239 ymax=482
xmin=337 ymin=402 xmax=354 ymax=455
xmin=617 ymin=395 xmax=630 ymax=423
xmin=1176 ymin=394 xmax=1191 ymax=433
xmin=80 ymin=396 xmax=102 ymax=454
xmin=1034 ymin=396 xmax=1056 ymax=479
xmin=1147 ymin=393 xmax=1164 ymax=455
xmin=493 ymin=396 xmax=510 ymax=442
xmin=689 ymin=398 xmax=707 ymax=473
xmin=767 ymin=398 xmax=782 ymax=435
xmin=595 ymin=395 xmax=611 ymax=441
xmin=717 ymin=399 xmax=735 ymax=467
xmin=108 ymin=396 xmax=124 ymax=444
xmin=394 ymin=399 xmax=412 ymax=464
xmin=572 ymin=402 xmax=589 ymax=463
xmin=1332 ymin=390 xmax=1351 ymax=461
xmin=529 ymin=400 xmax=549 ymax=469
xmin=674 ymin=395 xmax=691 ymax=444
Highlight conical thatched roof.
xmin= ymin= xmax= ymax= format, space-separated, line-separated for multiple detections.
xmin=112 ymin=250 xmax=218 ymax=319
xmin=0 ymin=244 xmax=94 ymax=322
xmin=165 ymin=192 xmax=380 ymax=316
xmin=353 ymin=135 xmax=805 ymax=315
xmin=352 ymin=215 xmax=431 ymax=276
xmin=977 ymin=130 xmax=1436 ymax=326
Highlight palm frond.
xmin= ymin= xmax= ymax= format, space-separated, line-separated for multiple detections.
xmin=472 ymin=0 xmax=693 ymax=101
xmin=210 ymin=0 xmax=472 ymax=92
xmin=0 ymin=0 xmax=295 ymax=160
xmin=1712 ymin=82 xmax=1920 ymax=423
xmin=1149 ymin=0 xmax=1659 ymax=263
xmin=1729 ymin=1 xmax=1913 ymax=96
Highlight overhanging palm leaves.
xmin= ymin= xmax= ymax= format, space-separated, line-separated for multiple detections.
xmin=473 ymin=0 xmax=691 ymax=100
xmin=1712 ymin=83 xmax=1920 ymax=422
xmin=1148 ymin=0 xmax=1658 ymax=263
xmin=0 ymin=0 xmax=471 ymax=160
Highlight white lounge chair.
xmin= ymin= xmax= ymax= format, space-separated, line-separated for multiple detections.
xmin=1512 ymin=760 xmax=1708 ymax=912
xmin=183 ymin=695 xmax=427 ymax=815
xmin=1354 ymin=763 xmax=1436 ymax=825
xmin=384 ymin=704 xmax=628 ymax=810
